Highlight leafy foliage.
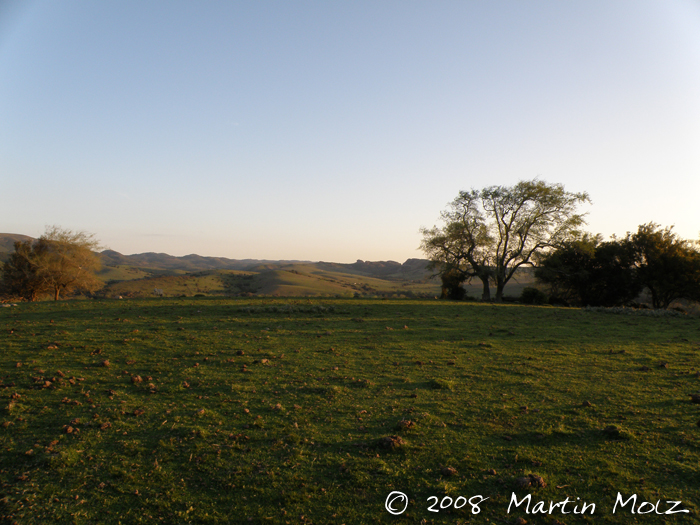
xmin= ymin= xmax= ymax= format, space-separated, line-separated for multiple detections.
xmin=628 ymin=223 xmax=700 ymax=309
xmin=0 ymin=226 xmax=102 ymax=301
xmin=536 ymin=223 xmax=700 ymax=309
xmin=519 ymin=286 xmax=548 ymax=304
xmin=439 ymin=267 xmax=468 ymax=300
xmin=1 ymin=240 xmax=50 ymax=301
xmin=421 ymin=180 xmax=590 ymax=301
xmin=535 ymin=235 xmax=642 ymax=307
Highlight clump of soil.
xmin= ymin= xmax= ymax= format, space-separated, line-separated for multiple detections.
xmin=396 ymin=419 xmax=415 ymax=431
xmin=377 ymin=435 xmax=404 ymax=450
xmin=603 ymin=425 xmax=632 ymax=440
xmin=515 ymin=474 xmax=546 ymax=488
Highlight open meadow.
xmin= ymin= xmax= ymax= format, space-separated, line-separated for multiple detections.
xmin=1 ymin=298 xmax=699 ymax=524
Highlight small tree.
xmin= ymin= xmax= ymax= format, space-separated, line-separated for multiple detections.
xmin=421 ymin=180 xmax=590 ymax=301
xmin=0 ymin=227 xmax=102 ymax=301
xmin=439 ymin=266 xmax=468 ymax=300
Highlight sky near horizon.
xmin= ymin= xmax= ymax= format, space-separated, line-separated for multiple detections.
xmin=1 ymin=1 xmax=699 ymax=263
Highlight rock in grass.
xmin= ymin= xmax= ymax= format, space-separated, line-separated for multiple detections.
xmin=582 ymin=400 xmax=592 ymax=407
xmin=131 ymin=375 xmax=142 ymax=384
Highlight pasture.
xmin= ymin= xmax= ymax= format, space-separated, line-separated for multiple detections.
xmin=1 ymin=298 xmax=699 ymax=524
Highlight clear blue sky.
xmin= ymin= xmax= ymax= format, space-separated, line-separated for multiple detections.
xmin=2 ymin=0 xmax=699 ymax=262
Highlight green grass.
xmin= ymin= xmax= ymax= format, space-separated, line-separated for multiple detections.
xmin=1 ymin=298 xmax=699 ymax=524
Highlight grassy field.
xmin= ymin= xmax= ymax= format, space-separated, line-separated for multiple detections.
xmin=1 ymin=298 xmax=699 ymax=524
xmin=97 ymin=264 xmax=443 ymax=299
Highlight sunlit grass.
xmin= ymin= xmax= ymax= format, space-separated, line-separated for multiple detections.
xmin=1 ymin=298 xmax=699 ymax=523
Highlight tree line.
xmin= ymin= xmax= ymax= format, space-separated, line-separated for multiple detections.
xmin=421 ymin=180 xmax=700 ymax=309
xmin=3 ymin=187 xmax=699 ymax=309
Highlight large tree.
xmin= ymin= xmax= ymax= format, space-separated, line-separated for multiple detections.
xmin=0 ymin=227 xmax=102 ymax=301
xmin=421 ymin=180 xmax=590 ymax=302
xmin=628 ymin=223 xmax=700 ymax=309
xmin=420 ymin=191 xmax=494 ymax=300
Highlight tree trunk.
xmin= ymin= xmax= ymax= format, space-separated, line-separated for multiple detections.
xmin=480 ymin=276 xmax=491 ymax=301
xmin=54 ymin=287 xmax=60 ymax=301
xmin=494 ymin=277 xmax=506 ymax=302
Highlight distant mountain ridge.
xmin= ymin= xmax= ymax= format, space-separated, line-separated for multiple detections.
xmin=0 ymin=233 xmax=36 ymax=262
xmin=0 ymin=234 xmax=430 ymax=279
xmin=99 ymin=249 xmax=311 ymax=272
xmin=0 ymin=233 xmax=35 ymax=253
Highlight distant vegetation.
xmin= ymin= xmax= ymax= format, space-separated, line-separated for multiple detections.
xmin=3 ymin=184 xmax=699 ymax=310
xmin=421 ymin=180 xmax=700 ymax=311
xmin=536 ymin=223 xmax=700 ymax=309
xmin=0 ymin=234 xmax=446 ymax=301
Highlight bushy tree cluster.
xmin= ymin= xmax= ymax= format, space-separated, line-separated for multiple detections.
xmin=1 ymin=226 xmax=102 ymax=301
xmin=536 ymin=223 xmax=700 ymax=308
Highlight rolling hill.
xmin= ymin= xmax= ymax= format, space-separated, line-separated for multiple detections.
xmin=1 ymin=233 xmax=536 ymax=299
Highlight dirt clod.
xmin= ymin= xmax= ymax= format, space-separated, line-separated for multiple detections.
xmin=396 ymin=419 xmax=415 ymax=430
xmin=378 ymin=435 xmax=404 ymax=450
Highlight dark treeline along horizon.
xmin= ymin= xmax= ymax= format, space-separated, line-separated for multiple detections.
xmin=420 ymin=179 xmax=700 ymax=309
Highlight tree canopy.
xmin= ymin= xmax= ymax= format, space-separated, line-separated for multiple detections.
xmin=1 ymin=226 xmax=102 ymax=301
xmin=421 ymin=180 xmax=590 ymax=301
xmin=628 ymin=223 xmax=700 ymax=309
xmin=536 ymin=223 xmax=700 ymax=309
xmin=534 ymin=234 xmax=641 ymax=307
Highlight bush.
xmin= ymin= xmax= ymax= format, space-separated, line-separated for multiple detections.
xmin=520 ymin=287 xmax=548 ymax=305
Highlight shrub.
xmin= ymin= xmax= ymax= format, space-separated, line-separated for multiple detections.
xmin=520 ymin=287 xmax=548 ymax=305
